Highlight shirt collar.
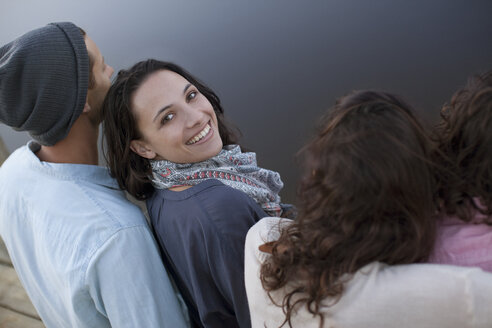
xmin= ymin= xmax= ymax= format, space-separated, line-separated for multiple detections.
xmin=26 ymin=141 xmax=120 ymax=189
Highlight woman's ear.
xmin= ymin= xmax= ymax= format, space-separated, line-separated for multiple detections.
xmin=130 ymin=140 xmax=157 ymax=159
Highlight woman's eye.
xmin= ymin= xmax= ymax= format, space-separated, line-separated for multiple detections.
xmin=187 ymin=90 xmax=197 ymax=101
xmin=161 ymin=113 xmax=174 ymax=125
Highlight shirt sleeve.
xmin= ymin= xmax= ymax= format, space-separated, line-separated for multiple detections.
xmin=85 ymin=225 xmax=190 ymax=328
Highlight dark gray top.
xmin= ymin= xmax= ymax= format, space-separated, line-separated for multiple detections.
xmin=147 ymin=179 xmax=266 ymax=328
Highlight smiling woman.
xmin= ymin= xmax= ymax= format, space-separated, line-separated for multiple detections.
xmin=129 ymin=69 xmax=223 ymax=164
xmin=102 ymin=59 xmax=293 ymax=328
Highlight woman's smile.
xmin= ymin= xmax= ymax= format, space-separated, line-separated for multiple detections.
xmin=186 ymin=122 xmax=212 ymax=145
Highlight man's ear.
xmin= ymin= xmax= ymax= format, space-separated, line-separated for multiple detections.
xmin=130 ymin=139 xmax=157 ymax=159
xmin=82 ymin=102 xmax=91 ymax=113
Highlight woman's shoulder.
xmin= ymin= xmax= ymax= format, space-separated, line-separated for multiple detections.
xmin=150 ymin=179 xmax=252 ymax=203
xmin=331 ymin=262 xmax=492 ymax=326
xmin=354 ymin=261 xmax=492 ymax=285
xmin=431 ymin=213 xmax=492 ymax=271
xmin=149 ymin=180 xmax=266 ymax=234
xmin=245 ymin=217 xmax=293 ymax=263
xmin=248 ymin=217 xmax=291 ymax=240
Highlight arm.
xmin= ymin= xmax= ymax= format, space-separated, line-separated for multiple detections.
xmin=244 ymin=217 xmax=294 ymax=328
xmin=86 ymin=225 xmax=189 ymax=328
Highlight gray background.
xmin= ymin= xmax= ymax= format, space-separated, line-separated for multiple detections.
xmin=1 ymin=0 xmax=491 ymax=203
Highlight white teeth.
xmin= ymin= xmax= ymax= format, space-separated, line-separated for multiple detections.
xmin=187 ymin=124 xmax=211 ymax=145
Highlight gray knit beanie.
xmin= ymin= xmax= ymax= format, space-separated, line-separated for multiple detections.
xmin=0 ymin=22 xmax=89 ymax=146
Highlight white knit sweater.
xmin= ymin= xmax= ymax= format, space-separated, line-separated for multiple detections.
xmin=245 ymin=217 xmax=492 ymax=328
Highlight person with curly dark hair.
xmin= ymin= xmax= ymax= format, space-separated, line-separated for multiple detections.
xmin=429 ymin=71 xmax=492 ymax=272
xmin=244 ymin=90 xmax=492 ymax=328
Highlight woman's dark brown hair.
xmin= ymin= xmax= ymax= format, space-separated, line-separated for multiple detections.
xmin=434 ymin=70 xmax=492 ymax=223
xmin=102 ymin=59 xmax=240 ymax=199
xmin=260 ymin=90 xmax=437 ymax=327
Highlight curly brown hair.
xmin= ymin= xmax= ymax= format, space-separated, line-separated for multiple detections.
xmin=434 ymin=71 xmax=492 ymax=223
xmin=260 ymin=90 xmax=437 ymax=328
xmin=102 ymin=59 xmax=241 ymax=199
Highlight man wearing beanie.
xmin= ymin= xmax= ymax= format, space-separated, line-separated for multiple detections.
xmin=0 ymin=23 xmax=189 ymax=328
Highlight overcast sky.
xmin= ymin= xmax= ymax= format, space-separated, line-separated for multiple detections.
xmin=1 ymin=0 xmax=492 ymax=202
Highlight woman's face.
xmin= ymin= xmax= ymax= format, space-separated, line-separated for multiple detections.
xmin=130 ymin=70 xmax=223 ymax=163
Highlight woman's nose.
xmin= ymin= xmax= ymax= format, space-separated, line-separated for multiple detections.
xmin=184 ymin=105 xmax=205 ymax=128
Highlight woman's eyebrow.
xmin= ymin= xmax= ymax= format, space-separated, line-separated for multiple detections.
xmin=152 ymin=104 xmax=172 ymax=123
xmin=152 ymin=83 xmax=193 ymax=122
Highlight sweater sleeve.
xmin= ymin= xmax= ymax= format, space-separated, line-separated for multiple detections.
xmin=464 ymin=268 xmax=492 ymax=326
xmin=244 ymin=217 xmax=293 ymax=328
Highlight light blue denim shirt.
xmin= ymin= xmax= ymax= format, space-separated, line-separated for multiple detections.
xmin=0 ymin=143 xmax=189 ymax=328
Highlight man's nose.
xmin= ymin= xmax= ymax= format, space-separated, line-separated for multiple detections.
xmin=107 ymin=65 xmax=115 ymax=78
